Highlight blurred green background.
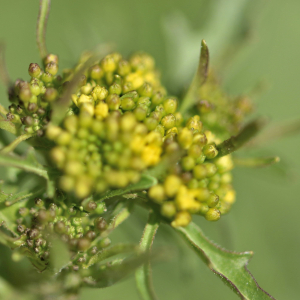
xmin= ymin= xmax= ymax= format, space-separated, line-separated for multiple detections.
xmin=0 ymin=0 xmax=299 ymax=299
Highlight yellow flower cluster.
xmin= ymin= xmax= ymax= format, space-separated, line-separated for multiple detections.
xmin=46 ymin=51 xmax=237 ymax=227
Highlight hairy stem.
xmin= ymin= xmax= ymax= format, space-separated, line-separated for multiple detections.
xmin=135 ymin=211 xmax=160 ymax=300
xmin=0 ymin=133 xmax=36 ymax=154
xmin=37 ymin=0 xmax=51 ymax=60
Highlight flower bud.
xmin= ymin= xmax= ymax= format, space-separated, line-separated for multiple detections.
xmin=28 ymin=63 xmax=42 ymax=78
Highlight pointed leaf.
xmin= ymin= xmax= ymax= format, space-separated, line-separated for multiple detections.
xmin=180 ymin=40 xmax=210 ymax=115
xmin=233 ymin=156 xmax=280 ymax=168
xmin=176 ymin=222 xmax=275 ymax=300
xmin=0 ymin=119 xmax=18 ymax=135
xmin=135 ymin=212 xmax=160 ymax=300
xmin=216 ymin=118 xmax=266 ymax=157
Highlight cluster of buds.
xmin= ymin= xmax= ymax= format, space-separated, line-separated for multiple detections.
xmin=15 ymin=197 xmax=109 ymax=267
xmin=42 ymin=52 xmax=237 ymax=227
xmin=6 ymin=54 xmax=61 ymax=136
xmin=197 ymin=74 xmax=253 ymax=138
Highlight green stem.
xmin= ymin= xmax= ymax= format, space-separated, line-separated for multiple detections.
xmin=135 ymin=211 xmax=160 ymax=300
xmin=37 ymin=0 xmax=51 ymax=60
xmin=0 ymin=133 xmax=36 ymax=154
xmin=0 ymin=153 xmax=49 ymax=180
xmin=233 ymin=156 xmax=280 ymax=168
xmin=216 ymin=118 xmax=266 ymax=157
xmin=0 ymin=104 xmax=8 ymax=116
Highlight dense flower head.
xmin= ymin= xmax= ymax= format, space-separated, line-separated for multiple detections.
xmin=39 ymin=51 xmax=237 ymax=227
xmin=6 ymin=54 xmax=61 ymax=136
xmin=15 ymin=197 xmax=108 ymax=266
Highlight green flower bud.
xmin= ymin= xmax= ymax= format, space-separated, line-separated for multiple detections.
xmin=148 ymin=184 xmax=165 ymax=203
xmin=109 ymin=82 xmax=122 ymax=95
xmin=203 ymin=143 xmax=218 ymax=159
xmin=43 ymin=88 xmax=58 ymax=102
xmin=44 ymin=54 xmax=59 ymax=66
xmin=186 ymin=116 xmax=202 ymax=132
xmin=161 ymin=114 xmax=176 ymax=129
xmin=134 ymin=106 xmax=147 ymax=121
xmin=117 ymin=59 xmax=131 ymax=76
xmin=195 ymin=188 xmax=211 ymax=201
xmin=89 ymin=64 xmax=104 ymax=80
xmin=120 ymin=97 xmax=135 ymax=111
xmin=94 ymin=217 xmax=107 ymax=231
xmin=77 ymin=238 xmax=91 ymax=251
xmin=161 ymin=202 xmax=177 ymax=219
xmin=205 ymin=208 xmax=221 ymax=221
xmin=163 ymin=97 xmax=177 ymax=114
xmin=138 ymin=82 xmax=153 ymax=97
xmin=28 ymin=63 xmax=42 ymax=78
xmin=193 ymin=164 xmax=207 ymax=180
xmin=206 ymin=193 xmax=219 ymax=208
xmin=178 ymin=128 xmax=193 ymax=149
xmin=41 ymin=72 xmax=53 ymax=83
xmin=181 ymin=156 xmax=195 ymax=171
xmin=106 ymin=94 xmax=120 ymax=110
xmin=101 ymin=55 xmax=117 ymax=73
xmin=30 ymin=83 xmax=41 ymax=96
xmin=99 ymin=237 xmax=111 ymax=248
xmin=204 ymin=163 xmax=217 ymax=177
xmin=193 ymin=133 xmax=207 ymax=146
xmin=45 ymin=62 xmax=58 ymax=75
xmin=144 ymin=117 xmax=158 ymax=131
xmin=19 ymin=86 xmax=32 ymax=102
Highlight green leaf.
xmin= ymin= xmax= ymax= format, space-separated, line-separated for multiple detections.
xmin=84 ymin=253 xmax=152 ymax=288
xmin=97 ymin=174 xmax=157 ymax=202
xmin=176 ymin=222 xmax=275 ymax=300
xmin=0 ymin=119 xmax=18 ymax=135
xmin=233 ymin=156 xmax=280 ymax=168
xmin=135 ymin=212 xmax=160 ymax=300
xmin=180 ymin=40 xmax=210 ymax=115
xmin=0 ymin=149 xmax=55 ymax=197
xmin=0 ymin=133 xmax=36 ymax=154
xmin=216 ymin=118 xmax=266 ymax=157
xmin=50 ymin=236 xmax=71 ymax=274
xmin=84 ymin=243 xmax=138 ymax=269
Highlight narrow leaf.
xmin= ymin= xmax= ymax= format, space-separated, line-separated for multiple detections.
xmin=97 ymin=174 xmax=157 ymax=202
xmin=135 ymin=212 xmax=160 ymax=300
xmin=0 ymin=119 xmax=18 ymax=135
xmin=84 ymin=243 xmax=138 ymax=269
xmin=246 ymin=118 xmax=300 ymax=148
xmin=216 ymin=118 xmax=266 ymax=157
xmin=36 ymin=0 xmax=51 ymax=59
xmin=176 ymin=222 xmax=275 ymax=300
xmin=0 ymin=133 xmax=36 ymax=154
xmin=180 ymin=39 xmax=210 ymax=115
xmin=85 ymin=253 xmax=152 ymax=288
xmin=233 ymin=156 xmax=280 ymax=168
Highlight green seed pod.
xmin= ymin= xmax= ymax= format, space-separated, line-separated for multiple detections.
xmin=203 ymin=143 xmax=218 ymax=159
xmin=28 ymin=63 xmax=42 ymax=78
xmin=205 ymin=208 xmax=221 ymax=221
xmin=45 ymin=62 xmax=58 ymax=75
xmin=163 ymin=97 xmax=177 ymax=114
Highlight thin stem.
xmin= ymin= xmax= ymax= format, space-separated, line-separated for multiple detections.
xmin=135 ymin=211 xmax=160 ymax=300
xmin=0 ymin=43 xmax=11 ymax=87
xmin=37 ymin=0 xmax=51 ymax=60
xmin=0 ymin=153 xmax=49 ymax=180
xmin=0 ymin=133 xmax=36 ymax=154
xmin=216 ymin=118 xmax=266 ymax=157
